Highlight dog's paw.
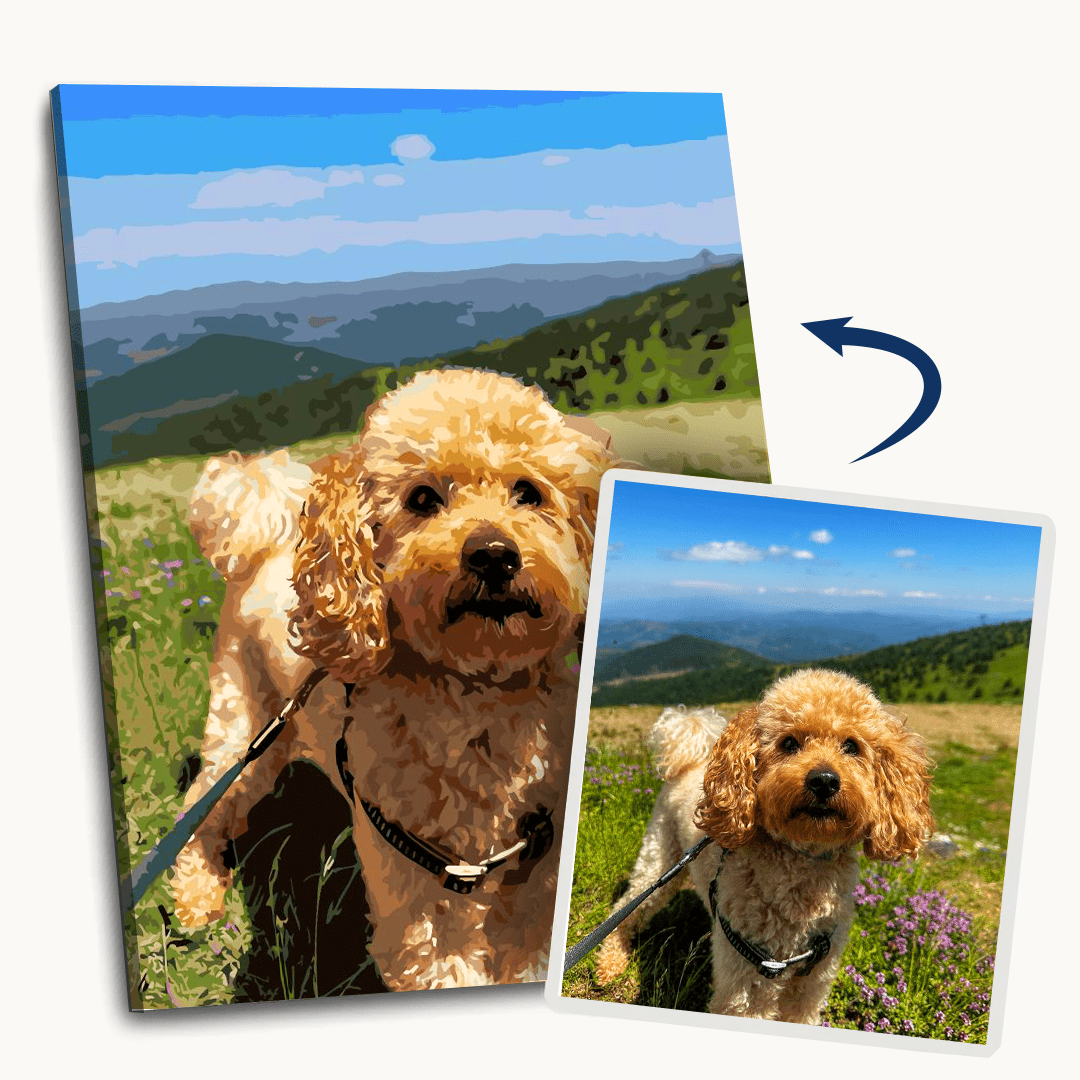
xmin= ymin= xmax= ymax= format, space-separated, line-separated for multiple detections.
xmin=171 ymin=847 xmax=230 ymax=928
xmin=594 ymin=936 xmax=632 ymax=984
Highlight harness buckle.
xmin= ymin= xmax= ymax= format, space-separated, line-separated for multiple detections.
xmin=442 ymin=863 xmax=488 ymax=885
xmin=794 ymin=932 xmax=832 ymax=977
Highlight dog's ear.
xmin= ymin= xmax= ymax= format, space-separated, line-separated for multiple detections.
xmin=289 ymin=449 xmax=389 ymax=681
xmin=863 ymin=713 xmax=934 ymax=861
xmin=695 ymin=705 xmax=760 ymax=849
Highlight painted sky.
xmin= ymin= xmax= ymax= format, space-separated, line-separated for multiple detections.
xmin=600 ymin=481 xmax=1043 ymax=620
xmin=54 ymin=88 xmax=738 ymax=308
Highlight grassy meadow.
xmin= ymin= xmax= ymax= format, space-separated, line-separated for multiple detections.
xmin=88 ymin=393 xmax=768 ymax=1009
xmin=89 ymin=428 xmax=386 ymax=1009
xmin=561 ymin=701 xmax=1018 ymax=1041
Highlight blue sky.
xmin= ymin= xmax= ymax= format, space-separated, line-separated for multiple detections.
xmin=53 ymin=87 xmax=738 ymax=308
xmin=600 ymin=481 xmax=1044 ymax=620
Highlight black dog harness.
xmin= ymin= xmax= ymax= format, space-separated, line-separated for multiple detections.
xmin=708 ymin=849 xmax=834 ymax=980
xmin=334 ymin=682 xmax=554 ymax=895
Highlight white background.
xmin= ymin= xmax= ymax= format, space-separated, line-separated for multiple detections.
xmin=2 ymin=1 xmax=1076 ymax=1075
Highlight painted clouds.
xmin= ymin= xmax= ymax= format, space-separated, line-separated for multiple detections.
xmin=67 ymin=134 xmax=739 ymax=302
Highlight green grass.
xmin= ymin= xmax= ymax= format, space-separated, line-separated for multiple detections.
xmin=90 ymin=453 xmax=385 ymax=1009
xmin=562 ymin=728 xmax=1014 ymax=1042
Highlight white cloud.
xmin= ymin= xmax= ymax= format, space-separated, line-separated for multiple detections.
xmin=584 ymin=197 xmax=739 ymax=247
xmin=190 ymin=168 xmax=329 ymax=209
xmin=891 ymin=548 xmax=917 ymax=558
xmin=391 ymin=134 xmax=435 ymax=161
xmin=373 ymin=174 xmax=406 ymax=187
xmin=810 ymin=529 xmax=833 ymax=544
xmin=671 ymin=579 xmax=746 ymax=593
xmin=75 ymin=198 xmax=739 ymax=268
xmin=904 ymin=591 xmax=941 ymax=598
xmin=768 ymin=544 xmax=816 ymax=560
xmin=757 ymin=586 xmax=767 ymax=594
xmin=671 ymin=540 xmax=763 ymax=563
xmin=821 ymin=586 xmax=887 ymax=597
xmin=542 ymin=154 xmax=570 ymax=166
xmin=327 ymin=169 xmax=365 ymax=187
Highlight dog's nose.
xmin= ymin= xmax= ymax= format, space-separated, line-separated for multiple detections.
xmin=462 ymin=528 xmax=521 ymax=586
xmin=804 ymin=767 xmax=841 ymax=801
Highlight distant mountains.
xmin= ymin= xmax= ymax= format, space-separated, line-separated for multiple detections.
xmin=77 ymin=250 xmax=734 ymax=384
xmin=591 ymin=619 xmax=1032 ymax=708
xmin=88 ymin=260 xmax=757 ymax=467
xmin=596 ymin=610 xmax=992 ymax=664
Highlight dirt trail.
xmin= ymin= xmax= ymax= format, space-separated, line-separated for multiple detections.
xmin=587 ymin=701 xmax=1023 ymax=753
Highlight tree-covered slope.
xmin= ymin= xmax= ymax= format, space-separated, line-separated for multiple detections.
xmin=105 ymin=262 xmax=757 ymax=465
xmin=593 ymin=634 xmax=768 ymax=683
xmin=590 ymin=620 xmax=1032 ymax=708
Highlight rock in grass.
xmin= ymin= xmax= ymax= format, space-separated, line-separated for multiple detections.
xmin=926 ymin=832 xmax=959 ymax=858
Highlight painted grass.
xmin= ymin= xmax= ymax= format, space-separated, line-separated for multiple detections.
xmin=90 ymin=450 xmax=386 ymax=1009
xmin=90 ymin=389 xmax=770 ymax=1008
xmin=561 ymin=716 xmax=1014 ymax=1042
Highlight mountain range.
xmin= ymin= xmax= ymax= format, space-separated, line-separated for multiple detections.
xmin=591 ymin=619 xmax=1031 ymax=707
xmin=83 ymin=258 xmax=756 ymax=467
xmin=596 ymin=611 xmax=997 ymax=664
xmin=77 ymin=250 xmax=734 ymax=385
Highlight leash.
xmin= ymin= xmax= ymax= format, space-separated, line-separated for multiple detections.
xmin=563 ymin=836 xmax=712 ymax=972
xmin=564 ymin=837 xmax=835 ymax=980
xmin=118 ymin=668 xmax=329 ymax=911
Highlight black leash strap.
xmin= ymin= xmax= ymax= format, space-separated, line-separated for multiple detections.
xmin=119 ymin=668 xmax=329 ymax=910
xmin=563 ymin=836 xmax=712 ymax=973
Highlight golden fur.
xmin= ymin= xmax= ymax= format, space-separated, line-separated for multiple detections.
xmin=594 ymin=669 xmax=933 ymax=1024
xmin=172 ymin=369 xmax=617 ymax=990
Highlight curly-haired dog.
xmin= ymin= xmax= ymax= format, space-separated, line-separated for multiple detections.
xmin=594 ymin=669 xmax=933 ymax=1024
xmin=172 ymin=369 xmax=616 ymax=990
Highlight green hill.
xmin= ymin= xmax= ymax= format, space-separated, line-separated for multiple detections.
xmin=594 ymin=634 xmax=768 ymax=683
xmin=87 ymin=334 xmax=374 ymax=464
xmin=782 ymin=619 xmax=1032 ymax=706
xmin=105 ymin=262 xmax=757 ymax=465
xmin=590 ymin=619 xmax=1032 ymax=708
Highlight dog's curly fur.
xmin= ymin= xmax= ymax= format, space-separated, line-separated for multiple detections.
xmin=594 ymin=669 xmax=933 ymax=1024
xmin=172 ymin=369 xmax=617 ymax=990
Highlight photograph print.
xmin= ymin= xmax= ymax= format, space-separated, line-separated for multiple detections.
xmin=555 ymin=473 xmax=1049 ymax=1049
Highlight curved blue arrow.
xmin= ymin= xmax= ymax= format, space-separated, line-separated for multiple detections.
xmin=801 ymin=317 xmax=941 ymax=463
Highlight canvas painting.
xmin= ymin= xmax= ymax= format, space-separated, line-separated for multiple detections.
xmin=549 ymin=472 xmax=1050 ymax=1052
xmin=51 ymin=86 xmax=770 ymax=1008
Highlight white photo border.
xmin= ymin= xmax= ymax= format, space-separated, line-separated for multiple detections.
xmin=544 ymin=469 xmax=1056 ymax=1057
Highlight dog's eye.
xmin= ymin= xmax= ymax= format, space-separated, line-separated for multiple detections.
xmin=405 ymin=485 xmax=444 ymax=516
xmin=780 ymin=736 xmax=800 ymax=754
xmin=841 ymin=738 xmax=859 ymax=756
xmin=512 ymin=479 xmax=543 ymax=507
